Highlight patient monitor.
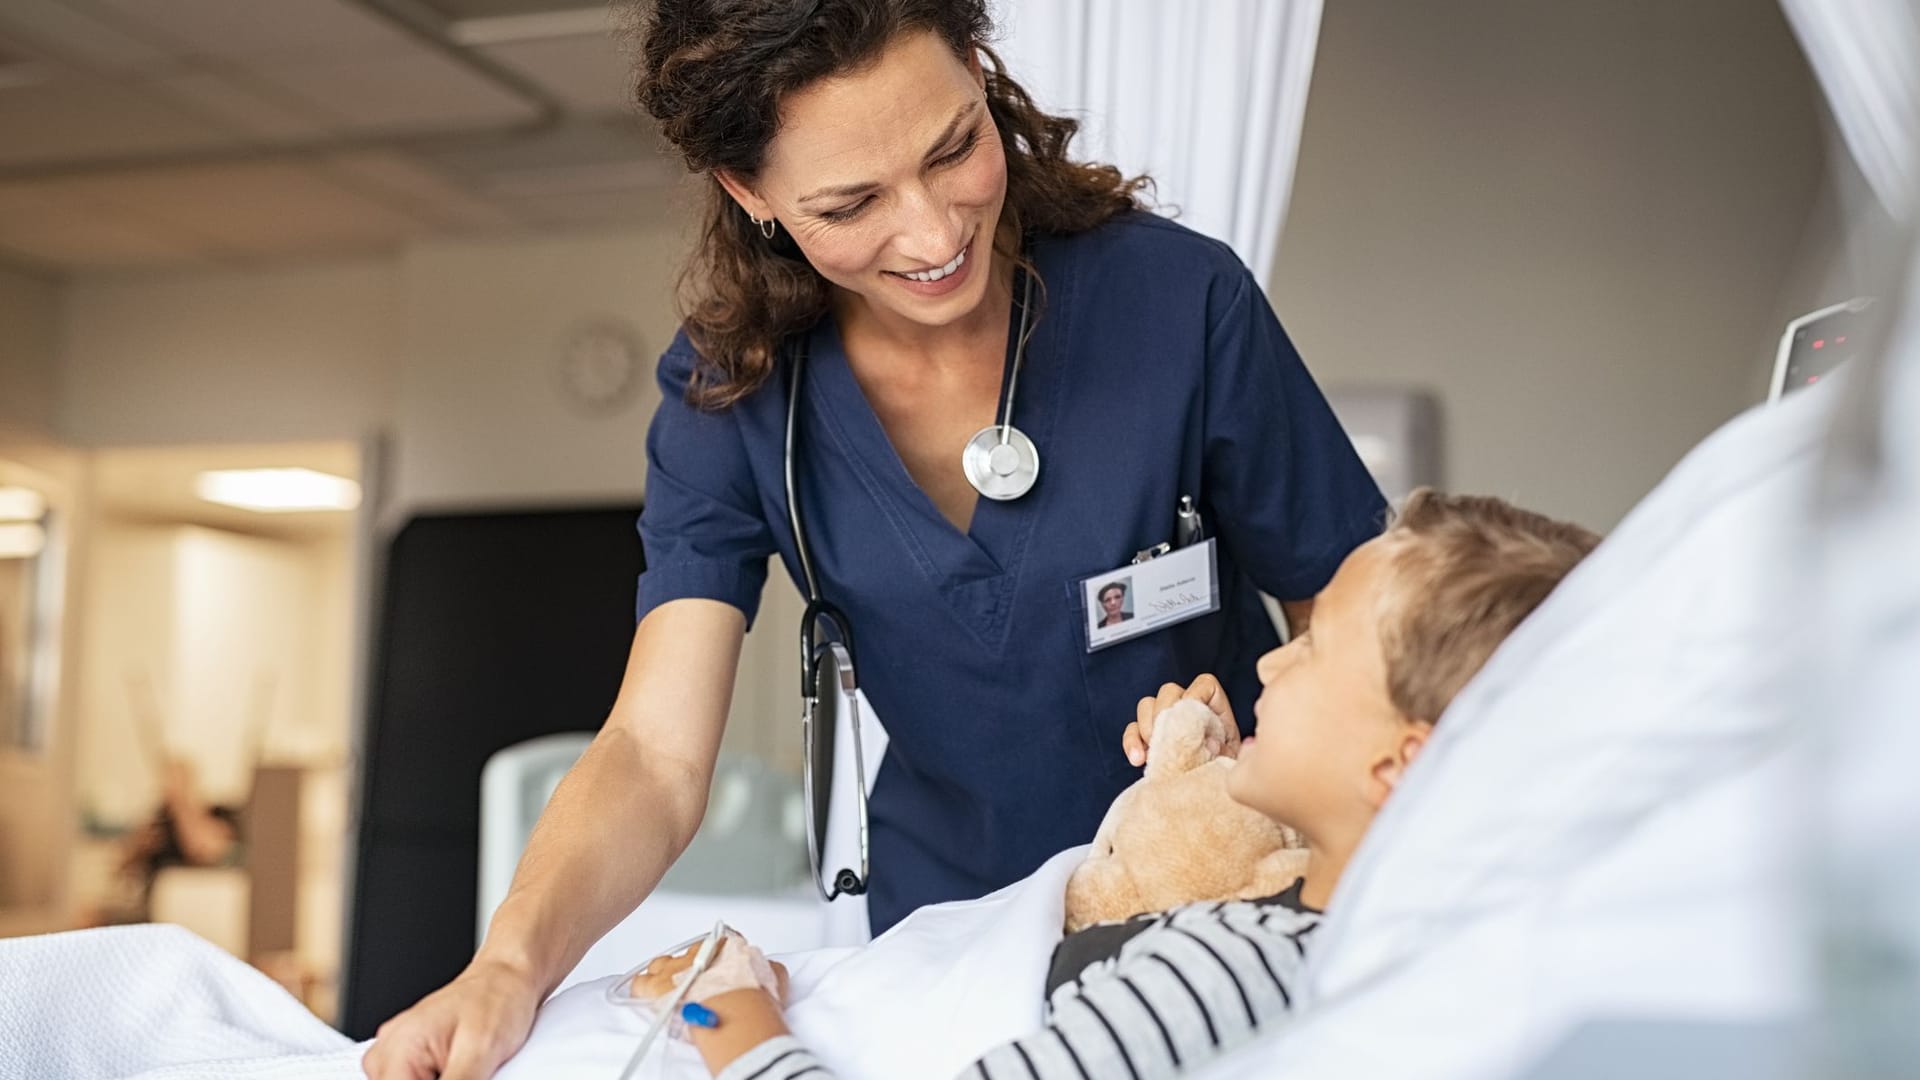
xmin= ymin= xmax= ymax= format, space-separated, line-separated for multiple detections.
xmin=1771 ymin=297 xmax=1875 ymax=402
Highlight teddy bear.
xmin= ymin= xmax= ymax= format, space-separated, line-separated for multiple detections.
xmin=1062 ymin=699 xmax=1308 ymax=932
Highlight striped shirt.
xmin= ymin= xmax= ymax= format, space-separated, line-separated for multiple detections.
xmin=716 ymin=883 xmax=1320 ymax=1080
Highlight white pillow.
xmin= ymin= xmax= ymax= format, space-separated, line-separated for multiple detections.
xmin=1189 ymin=379 xmax=1845 ymax=1079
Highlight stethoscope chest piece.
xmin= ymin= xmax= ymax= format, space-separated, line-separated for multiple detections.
xmin=962 ymin=424 xmax=1039 ymax=501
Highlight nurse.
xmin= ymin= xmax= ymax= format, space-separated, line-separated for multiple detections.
xmin=364 ymin=1 xmax=1383 ymax=1076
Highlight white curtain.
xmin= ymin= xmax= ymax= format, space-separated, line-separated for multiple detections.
xmin=992 ymin=0 xmax=1325 ymax=290
xmin=1778 ymin=0 xmax=1919 ymax=225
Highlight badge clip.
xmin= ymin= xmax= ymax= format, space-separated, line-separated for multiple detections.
xmin=1131 ymin=542 xmax=1171 ymax=565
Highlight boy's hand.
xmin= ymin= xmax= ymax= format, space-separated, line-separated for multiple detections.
xmin=629 ymin=935 xmax=790 ymax=1005
xmin=1122 ymin=674 xmax=1240 ymax=766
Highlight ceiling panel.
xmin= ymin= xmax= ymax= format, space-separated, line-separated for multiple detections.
xmin=93 ymin=441 xmax=359 ymax=542
xmin=0 ymin=181 xmax=209 ymax=268
xmin=148 ymin=70 xmax=341 ymax=142
xmin=251 ymin=45 xmax=542 ymax=133
xmin=60 ymin=161 xmax=434 ymax=258
xmin=0 ymin=0 xmax=179 ymax=74
xmin=480 ymin=32 xmax=631 ymax=112
xmin=85 ymin=0 xmax=413 ymax=62
xmin=502 ymin=185 xmax=663 ymax=226
xmin=0 ymin=73 xmax=241 ymax=168
xmin=418 ymin=0 xmax=592 ymax=19
xmin=320 ymin=150 xmax=521 ymax=229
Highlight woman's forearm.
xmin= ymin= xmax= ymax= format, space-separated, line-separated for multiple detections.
xmin=477 ymin=725 xmax=710 ymax=994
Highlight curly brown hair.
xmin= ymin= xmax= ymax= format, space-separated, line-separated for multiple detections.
xmin=626 ymin=0 xmax=1151 ymax=409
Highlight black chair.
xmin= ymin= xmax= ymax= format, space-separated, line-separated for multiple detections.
xmin=339 ymin=505 xmax=641 ymax=1038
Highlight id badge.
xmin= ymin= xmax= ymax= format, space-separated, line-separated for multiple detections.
xmin=1079 ymin=539 xmax=1222 ymax=653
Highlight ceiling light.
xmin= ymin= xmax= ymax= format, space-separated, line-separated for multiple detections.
xmin=195 ymin=468 xmax=362 ymax=513
xmin=0 ymin=523 xmax=46 ymax=560
xmin=0 ymin=486 xmax=47 ymax=522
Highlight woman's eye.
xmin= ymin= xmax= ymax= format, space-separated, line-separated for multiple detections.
xmin=935 ymin=131 xmax=980 ymax=168
xmin=819 ymin=198 xmax=872 ymax=223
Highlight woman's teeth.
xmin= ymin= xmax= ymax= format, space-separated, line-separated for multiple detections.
xmin=901 ymin=248 xmax=966 ymax=282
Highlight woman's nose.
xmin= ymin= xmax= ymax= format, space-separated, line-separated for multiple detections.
xmin=893 ymin=186 xmax=964 ymax=265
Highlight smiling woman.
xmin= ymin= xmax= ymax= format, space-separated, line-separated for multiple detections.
xmin=627 ymin=0 xmax=1150 ymax=411
xmin=363 ymin=4 xmax=1383 ymax=1076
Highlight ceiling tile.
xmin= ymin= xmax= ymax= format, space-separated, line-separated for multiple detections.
xmin=0 ymin=74 xmax=239 ymax=168
xmin=61 ymin=161 xmax=433 ymax=257
xmin=85 ymin=0 xmax=413 ymax=62
xmin=251 ymin=44 xmax=542 ymax=133
xmin=320 ymin=150 xmax=521 ymax=228
xmin=0 ymin=0 xmax=179 ymax=73
xmin=0 ymin=181 xmax=209 ymax=268
xmin=479 ymin=33 xmax=631 ymax=113
xmin=149 ymin=70 xmax=340 ymax=142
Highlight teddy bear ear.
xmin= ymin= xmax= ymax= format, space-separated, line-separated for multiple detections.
xmin=1145 ymin=699 xmax=1224 ymax=777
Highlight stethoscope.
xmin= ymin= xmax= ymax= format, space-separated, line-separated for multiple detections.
xmin=783 ymin=268 xmax=1040 ymax=902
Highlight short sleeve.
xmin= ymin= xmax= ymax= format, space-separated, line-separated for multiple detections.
xmin=635 ymin=337 xmax=777 ymax=628
xmin=1203 ymin=272 xmax=1388 ymax=600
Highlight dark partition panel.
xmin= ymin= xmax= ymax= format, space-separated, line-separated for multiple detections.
xmin=340 ymin=505 xmax=642 ymax=1038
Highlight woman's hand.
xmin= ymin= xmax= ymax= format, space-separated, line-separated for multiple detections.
xmin=1121 ymin=673 xmax=1240 ymax=766
xmin=361 ymin=957 xmax=541 ymax=1080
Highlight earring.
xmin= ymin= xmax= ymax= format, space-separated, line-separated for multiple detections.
xmin=747 ymin=212 xmax=777 ymax=240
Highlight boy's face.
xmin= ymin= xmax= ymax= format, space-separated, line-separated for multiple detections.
xmin=1228 ymin=537 xmax=1429 ymax=839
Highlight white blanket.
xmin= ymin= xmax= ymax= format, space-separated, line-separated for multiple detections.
xmin=3 ymin=848 xmax=1083 ymax=1080
xmin=0 ymin=924 xmax=363 ymax=1079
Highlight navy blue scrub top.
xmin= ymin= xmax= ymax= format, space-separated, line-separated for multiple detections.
xmin=637 ymin=212 xmax=1386 ymax=933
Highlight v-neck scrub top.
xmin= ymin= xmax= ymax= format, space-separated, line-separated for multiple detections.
xmin=637 ymin=212 xmax=1386 ymax=933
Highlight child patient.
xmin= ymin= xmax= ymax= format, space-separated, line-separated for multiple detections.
xmin=633 ymin=490 xmax=1600 ymax=1080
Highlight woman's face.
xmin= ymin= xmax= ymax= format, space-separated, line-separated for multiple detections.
xmin=1101 ymin=589 xmax=1125 ymax=616
xmin=727 ymin=30 xmax=1010 ymax=331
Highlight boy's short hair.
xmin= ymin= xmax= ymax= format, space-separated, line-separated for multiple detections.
xmin=1375 ymin=489 xmax=1601 ymax=723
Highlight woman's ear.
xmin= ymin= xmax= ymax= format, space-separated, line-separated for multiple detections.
xmin=966 ymin=46 xmax=986 ymax=89
xmin=714 ymin=170 xmax=771 ymax=223
xmin=1365 ymin=721 xmax=1432 ymax=809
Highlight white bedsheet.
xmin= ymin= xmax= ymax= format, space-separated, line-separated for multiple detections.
xmin=3 ymin=848 xmax=1082 ymax=1080
xmin=0 ymin=924 xmax=363 ymax=1080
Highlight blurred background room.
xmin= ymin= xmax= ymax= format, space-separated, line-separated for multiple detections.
xmin=0 ymin=0 xmax=1873 ymax=1040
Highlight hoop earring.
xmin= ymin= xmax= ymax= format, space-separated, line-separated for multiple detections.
xmin=747 ymin=212 xmax=777 ymax=240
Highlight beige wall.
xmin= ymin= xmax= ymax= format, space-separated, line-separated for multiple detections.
xmin=0 ymin=265 xmax=59 ymax=438
xmin=0 ymin=445 xmax=85 ymax=929
xmin=59 ymin=259 xmax=400 ymax=448
xmin=1273 ymin=0 xmax=1834 ymax=529
xmin=76 ymin=523 xmax=346 ymax=821
xmin=51 ymin=213 xmax=794 ymax=765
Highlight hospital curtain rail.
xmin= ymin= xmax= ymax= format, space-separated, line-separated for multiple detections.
xmin=339 ymin=505 xmax=643 ymax=1040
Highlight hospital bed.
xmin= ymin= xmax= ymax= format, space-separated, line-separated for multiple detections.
xmin=477 ymin=734 xmax=833 ymax=993
xmin=3 ymin=347 xmax=1889 ymax=1080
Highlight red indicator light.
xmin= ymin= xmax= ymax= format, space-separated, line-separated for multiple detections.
xmin=1813 ymin=340 xmax=1825 ymax=349
xmin=1808 ymin=375 xmax=1821 ymax=384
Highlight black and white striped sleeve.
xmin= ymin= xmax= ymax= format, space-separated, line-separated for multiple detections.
xmin=966 ymin=899 xmax=1318 ymax=1080
xmin=714 ymin=901 xmax=1318 ymax=1080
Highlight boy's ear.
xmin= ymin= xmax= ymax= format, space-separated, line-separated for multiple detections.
xmin=1365 ymin=721 xmax=1432 ymax=809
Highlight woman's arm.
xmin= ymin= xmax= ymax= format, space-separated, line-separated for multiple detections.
xmin=363 ymin=598 xmax=747 ymax=1080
